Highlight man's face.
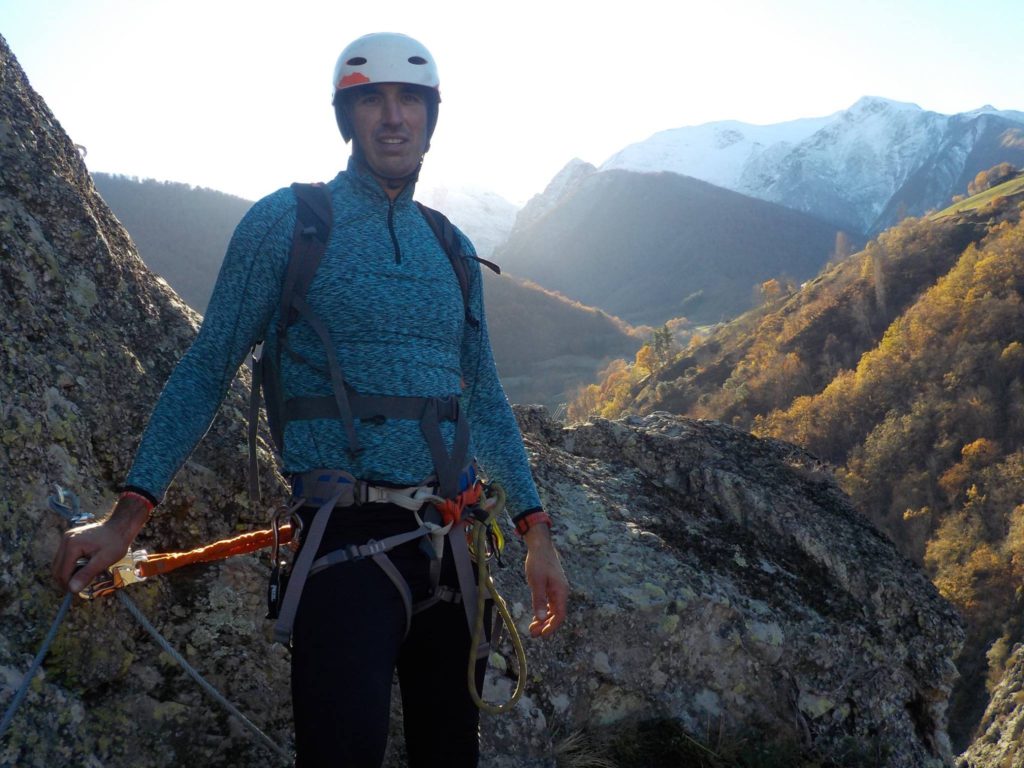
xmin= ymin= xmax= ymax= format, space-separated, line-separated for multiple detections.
xmin=349 ymin=83 xmax=429 ymax=187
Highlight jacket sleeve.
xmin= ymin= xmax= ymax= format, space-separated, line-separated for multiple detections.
xmin=457 ymin=233 xmax=545 ymax=521
xmin=125 ymin=191 xmax=294 ymax=501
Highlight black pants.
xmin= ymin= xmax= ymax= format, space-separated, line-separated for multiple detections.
xmin=290 ymin=503 xmax=488 ymax=767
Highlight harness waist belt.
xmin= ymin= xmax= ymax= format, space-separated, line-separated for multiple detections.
xmin=292 ymin=469 xmax=432 ymax=510
xmin=291 ymin=465 xmax=477 ymax=509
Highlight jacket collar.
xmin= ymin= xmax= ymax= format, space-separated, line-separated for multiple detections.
xmin=341 ymin=155 xmax=416 ymax=204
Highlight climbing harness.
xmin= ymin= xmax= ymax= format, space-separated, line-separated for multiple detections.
xmin=270 ymin=468 xmax=527 ymax=712
xmin=238 ymin=180 xmax=526 ymax=707
xmin=0 ymin=488 xmax=292 ymax=765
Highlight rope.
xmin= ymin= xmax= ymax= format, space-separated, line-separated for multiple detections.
xmin=139 ymin=524 xmax=294 ymax=578
xmin=0 ymin=593 xmax=74 ymax=741
xmin=115 ymin=591 xmax=292 ymax=765
xmin=15 ymin=488 xmax=289 ymax=760
xmin=467 ymin=484 xmax=528 ymax=715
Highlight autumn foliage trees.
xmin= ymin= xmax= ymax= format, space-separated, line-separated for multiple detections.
xmin=566 ymin=324 xmax=678 ymax=422
xmin=968 ymin=162 xmax=1018 ymax=196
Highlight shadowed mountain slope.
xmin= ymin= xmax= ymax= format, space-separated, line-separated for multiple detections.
xmin=496 ymin=169 xmax=843 ymax=327
xmin=91 ymin=173 xmax=251 ymax=312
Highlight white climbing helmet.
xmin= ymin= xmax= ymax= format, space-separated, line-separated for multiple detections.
xmin=332 ymin=32 xmax=440 ymax=95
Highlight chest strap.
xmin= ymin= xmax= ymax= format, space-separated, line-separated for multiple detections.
xmin=284 ymin=389 xmax=469 ymax=500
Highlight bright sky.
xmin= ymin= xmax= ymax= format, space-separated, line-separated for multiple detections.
xmin=5 ymin=0 xmax=1024 ymax=205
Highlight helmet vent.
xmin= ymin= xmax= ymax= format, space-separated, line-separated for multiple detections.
xmin=408 ymin=56 xmax=427 ymax=65
xmin=346 ymin=57 xmax=367 ymax=65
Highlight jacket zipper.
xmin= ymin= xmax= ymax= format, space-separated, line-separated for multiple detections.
xmin=387 ymin=199 xmax=402 ymax=264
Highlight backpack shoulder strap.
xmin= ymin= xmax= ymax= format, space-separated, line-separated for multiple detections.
xmin=249 ymin=182 xmax=334 ymax=503
xmin=281 ymin=182 xmax=333 ymax=332
xmin=415 ymin=202 xmax=500 ymax=328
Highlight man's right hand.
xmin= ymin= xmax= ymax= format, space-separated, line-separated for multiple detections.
xmin=52 ymin=495 xmax=152 ymax=594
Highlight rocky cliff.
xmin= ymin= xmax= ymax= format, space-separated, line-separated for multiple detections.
xmin=960 ymin=643 xmax=1024 ymax=768
xmin=508 ymin=409 xmax=963 ymax=767
xmin=1 ymin=35 xmax=965 ymax=767
xmin=0 ymin=33 xmax=293 ymax=768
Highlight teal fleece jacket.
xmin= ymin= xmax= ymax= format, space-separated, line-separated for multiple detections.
xmin=126 ymin=158 xmax=543 ymax=518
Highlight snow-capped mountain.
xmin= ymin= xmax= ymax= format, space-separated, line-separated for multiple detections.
xmin=602 ymin=96 xmax=1024 ymax=233
xmin=511 ymin=157 xmax=597 ymax=231
xmin=416 ymin=184 xmax=519 ymax=258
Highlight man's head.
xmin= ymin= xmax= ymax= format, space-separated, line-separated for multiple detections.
xmin=332 ymin=33 xmax=440 ymax=189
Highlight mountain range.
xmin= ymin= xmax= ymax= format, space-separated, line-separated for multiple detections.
xmin=488 ymin=98 xmax=1024 ymax=330
xmin=602 ymin=96 xmax=1024 ymax=234
xmin=91 ymin=96 xmax=1024 ymax=403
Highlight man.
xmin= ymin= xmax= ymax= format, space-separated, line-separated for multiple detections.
xmin=53 ymin=32 xmax=568 ymax=767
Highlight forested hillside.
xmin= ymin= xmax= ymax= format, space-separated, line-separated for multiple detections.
xmin=571 ymin=170 xmax=1024 ymax=748
xmin=482 ymin=273 xmax=639 ymax=408
xmin=92 ymin=173 xmax=251 ymax=311
xmin=760 ymin=181 xmax=1024 ymax=744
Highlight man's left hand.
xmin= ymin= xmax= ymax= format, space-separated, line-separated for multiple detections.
xmin=523 ymin=524 xmax=568 ymax=638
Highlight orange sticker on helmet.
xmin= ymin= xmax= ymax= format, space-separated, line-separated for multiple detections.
xmin=339 ymin=72 xmax=371 ymax=88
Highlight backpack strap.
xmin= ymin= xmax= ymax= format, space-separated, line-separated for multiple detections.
xmin=279 ymin=183 xmax=333 ymax=333
xmin=415 ymin=202 xmax=500 ymax=328
xmin=248 ymin=348 xmax=266 ymax=503
xmin=248 ymin=183 xmax=350 ymax=504
xmin=280 ymin=183 xmax=361 ymax=456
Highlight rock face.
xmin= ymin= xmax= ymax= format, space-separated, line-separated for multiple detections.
xmin=959 ymin=645 xmax=1024 ymax=767
xmin=501 ymin=409 xmax=963 ymax=766
xmin=2 ymin=35 xmax=965 ymax=768
xmin=0 ymin=33 xmax=293 ymax=768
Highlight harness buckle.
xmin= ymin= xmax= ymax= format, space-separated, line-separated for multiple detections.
xmin=362 ymin=484 xmax=390 ymax=504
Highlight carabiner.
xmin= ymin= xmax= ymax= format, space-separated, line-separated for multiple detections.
xmin=76 ymin=550 xmax=148 ymax=600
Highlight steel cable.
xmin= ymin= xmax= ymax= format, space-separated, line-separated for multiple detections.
xmin=0 ymin=593 xmax=74 ymax=741
xmin=114 ymin=591 xmax=292 ymax=765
